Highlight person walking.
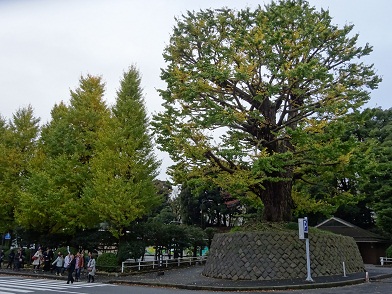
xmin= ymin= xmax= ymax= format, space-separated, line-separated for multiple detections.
xmin=6 ymin=249 xmax=15 ymax=269
xmin=86 ymin=252 xmax=96 ymax=283
xmin=42 ymin=248 xmax=51 ymax=272
xmin=66 ymin=254 xmax=76 ymax=284
xmin=52 ymin=252 xmax=64 ymax=276
xmin=13 ymin=248 xmax=21 ymax=271
xmin=0 ymin=249 xmax=4 ymax=268
xmin=74 ymin=252 xmax=84 ymax=282
xmin=63 ymin=252 xmax=71 ymax=275
xmin=32 ymin=248 xmax=43 ymax=273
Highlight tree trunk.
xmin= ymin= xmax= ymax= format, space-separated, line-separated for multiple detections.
xmin=261 ymin=178 xmax=294 ymax=222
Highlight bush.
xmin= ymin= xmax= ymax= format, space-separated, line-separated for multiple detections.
xmin=117 ymin=241 xmax=145 ymax=263
xmin=386 ymin=245 xmax=392 ymax=258
xmin=96 ymin=252 xmax=118 ymax=272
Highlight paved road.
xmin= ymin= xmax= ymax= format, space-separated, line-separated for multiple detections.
xmin=0 ymin=276 xmax=117 ymax=294
xmin=1 ymin=275 xmax=392 ymax=294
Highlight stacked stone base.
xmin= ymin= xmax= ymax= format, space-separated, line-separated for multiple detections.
xmin=202 ymin=231 xmax=364 ymax=280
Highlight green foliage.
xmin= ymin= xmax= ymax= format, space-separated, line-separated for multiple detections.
xmin=86 ymin=66 xmax=162 ymax=239
xmin=96 ymin=253 xmax=118 ymax=272
xmin=71 ymin=229 xmax=116 ymax=252
xmin=356 ymin=108 xmax=392 ymax=235
xmin=0 ymin=106 xmax=40 ymax=232
xmin=117 ymin=241 xmax=145 ymax=263
xmin=15 ymin=75 xmax=110 ymax=234
xmin=153 ymin=0 xmax=381 ymax=222
xmin=57 ymin=247 xmax=78 ymax=256
xmin=2 ymin=69 xmax=161 ymax=241
xmin=386 ymin=245 xmax=392 ymax=258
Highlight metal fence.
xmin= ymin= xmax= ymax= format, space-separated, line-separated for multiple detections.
xmin=121 ymin=255 xmax=207 ymax=273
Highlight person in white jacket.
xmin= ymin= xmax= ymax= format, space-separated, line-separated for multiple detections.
xmin=87 ymin=252 xmax=96 ymax=283
xmin=52 ymin=252 xmax=64 ymax=276
xmin=63 ymin=252 xmax=71 ymax=274
xmin=32 ymin=248 xmax=43 ymax=273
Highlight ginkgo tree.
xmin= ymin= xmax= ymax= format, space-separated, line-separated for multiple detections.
xmin=152 ymin=0 xmax=381 ymax=222
xmin=0 ymin=106 xmax=40 ymax=233
xmin=16 ymin=75 xmax=110 ymax=234
xmin=85 ymin=66 xmax=162 ymax=239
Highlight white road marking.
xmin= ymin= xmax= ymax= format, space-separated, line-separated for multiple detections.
xmin=0 ymin=278 xmax=116 ymax=294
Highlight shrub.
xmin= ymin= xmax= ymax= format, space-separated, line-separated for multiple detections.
xmin=96 ymin=252 xmax=118 ymax=272
xmin=117 ymin=241 xmax=145 ymax=263
xmin=386 ymin=245 xmax=392 ymax=258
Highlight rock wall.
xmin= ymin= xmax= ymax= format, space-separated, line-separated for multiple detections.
xmin=202 ymin=231 xmax=364 ymax=280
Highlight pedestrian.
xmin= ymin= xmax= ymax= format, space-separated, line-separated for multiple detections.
xmin=42 ymin=248 xmax=51 ymax=272
xmin=63 ymin=252 xmax=71 ymax=274
xmin=86 ymin=252 xmax=96 ymax=283
xmin=13 ymin=248 xmax=23 ymax=271
xmin=0 ymin=249 xmax=4 ymax=268
xmin=48 ymin=247 xmax=54 ymax=272
xmin=32 ymin=248 xmax=43 ymax=273
xmin=20 ymin=248 xmax=26 ymax=269
xmin=66 ymin=254 xmax=76 ymax=284
xmin=6 ymin=250 xmax=15 ymax=269
xmin=74 ymin=252 xmax=84 ymax=282
xmin=52 ymin=252 xmax=64 ymax=276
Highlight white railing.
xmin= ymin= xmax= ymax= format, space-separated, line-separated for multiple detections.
xmin=121 ymin=255 xmax=207 ymax=273
xmin=380 ymin=257 xmax=392 ymax=266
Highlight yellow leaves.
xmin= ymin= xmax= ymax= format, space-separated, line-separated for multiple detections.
xmin=233 ymin=111 xmax=247 ymax=123
xmin=303 ymin=118 xmax=327 ymax=134
xmin=337 ymin=150 xmax=353 ymax=166
xmin=292 ymin=190 xmax=334 ymax=216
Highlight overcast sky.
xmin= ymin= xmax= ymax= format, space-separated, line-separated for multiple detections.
xmin=1 ymin=0 xmax=391 ymax=179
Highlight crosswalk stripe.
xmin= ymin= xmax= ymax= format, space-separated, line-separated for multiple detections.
xmin=0 ymin=278 xmax=116 ymax=294
xmin=0 ymin=287 xmax=32 ymax=293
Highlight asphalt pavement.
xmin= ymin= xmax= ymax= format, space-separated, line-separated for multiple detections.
xmin=108 ymin=264 xmax=392 ymax=291
xmin=1 ymin=264 xmax=392 ymax=292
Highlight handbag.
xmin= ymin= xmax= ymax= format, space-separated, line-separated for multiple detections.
xmin=87 ymin=267 xmax=93 ymax=272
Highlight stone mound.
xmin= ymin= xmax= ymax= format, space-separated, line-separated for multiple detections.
xmin=202 ymin=231 xmax=364 ymax=280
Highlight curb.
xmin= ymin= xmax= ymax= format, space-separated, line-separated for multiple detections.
xmin=2 ymin=269 xmax=392 ymax=291
xmin=107 ymin=276 xmax=367 ymax=291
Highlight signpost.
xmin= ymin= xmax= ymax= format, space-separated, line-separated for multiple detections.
xmin=298 ymin=217 xmax=313 ymax=282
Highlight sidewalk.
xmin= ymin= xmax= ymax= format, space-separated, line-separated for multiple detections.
xmin=1 ymin=264 xmax=392 ymax=291
xmin=109 ymin=264 xmax=392 ymax=291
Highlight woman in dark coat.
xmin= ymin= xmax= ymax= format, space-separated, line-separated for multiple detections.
xmin=6 ymin=250 xmax=15 ymax=269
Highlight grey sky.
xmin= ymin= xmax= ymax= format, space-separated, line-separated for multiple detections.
xmin=1 ymin=0 xmax=391 ymax=179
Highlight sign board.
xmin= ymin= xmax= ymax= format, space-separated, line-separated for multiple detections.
xmin=303 ymin=217 xmax=309 ymax=239
xmin=298 ymin=218 xmax=305 ymax=240
xmin=4 ymin=233 xmax=11 ymax=240
xmin=299 ymin=217 xmax=313 ymax=282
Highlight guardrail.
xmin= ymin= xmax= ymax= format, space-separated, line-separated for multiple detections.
xmin=380 ymin=257 xmax=392 ymax=266
xmin=121 ymin=255 xmax=207 ymax=273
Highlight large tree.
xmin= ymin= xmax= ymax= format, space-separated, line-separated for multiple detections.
xmin=0 ymin=106 xmax=40 ymax=233
xmin=85 ymin=66 xmax=162 ymax=239
xmin=358 ymin=108 xmax=392 ymax=235
xmin=152 ymin=0 xmax=381 ymax=221
xmin=16 ymin=75 xmax=110 ymax=234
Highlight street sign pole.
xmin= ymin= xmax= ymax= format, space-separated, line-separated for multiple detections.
xmin=303 ymin=217 xmax=313 ymax=282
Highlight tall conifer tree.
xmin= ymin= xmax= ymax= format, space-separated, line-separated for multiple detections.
xmin=87 ymin=66 xmax=161 ymax=239
xmin=17 ymin=76 xmax=110 ymax=233
xmin=0 ymin=106 xmax=40 ymax=233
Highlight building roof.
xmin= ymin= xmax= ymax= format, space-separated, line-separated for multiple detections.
xmin=315 ymin=217 xmax=390 ymax=243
